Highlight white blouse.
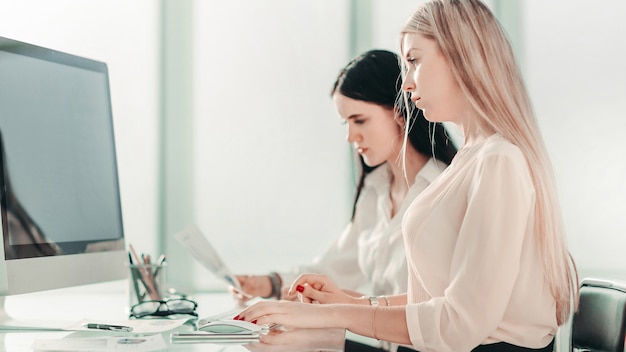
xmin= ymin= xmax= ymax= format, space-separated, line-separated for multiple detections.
xmin=280 ymin=158 xmax=445 ymax=296
xmin=403 ymin=134 xmax=557 ymax=351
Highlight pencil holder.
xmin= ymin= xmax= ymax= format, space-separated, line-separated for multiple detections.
xmin=126 ymin=263 xmax=167 ymax=310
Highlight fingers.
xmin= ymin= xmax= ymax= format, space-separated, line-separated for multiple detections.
xmin=293 ymin=284 xmax=325 ymax=304
xmin=230 ymin=275 xmax=273 ymax=301
xmin=286 ymin=274 xmax=350 ymax=304
xmin=231 ymin=286 xmax=253 ymax=304
xmin=282 ymin=290 xmax=306 ymax=302
xmin=281 ymin=286 xmax=299 ymax=301
xmin=236 ymin=301 xmax=285 ymax=326
xmin=230 ymin=275 xmax=254 ymax=303
xmin=287 ymin=273 xmax=332 ymax=296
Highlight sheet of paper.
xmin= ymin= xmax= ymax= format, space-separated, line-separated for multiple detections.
xmin=170 ymin=331 xmax=259 ymax=344
xmin=64 ymin=318 xmax=188 ymax=334
xmin=174 ymin=224 xmax=242 ymax=291
xmin=32 ymin=334 xmax=166 ymax=351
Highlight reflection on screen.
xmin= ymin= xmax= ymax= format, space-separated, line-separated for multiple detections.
xmin=0 ymin=48 xmax=123 ymax=259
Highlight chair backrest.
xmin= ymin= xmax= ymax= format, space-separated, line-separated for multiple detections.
xmin=572 ymin=278 xmax=626 ymax=352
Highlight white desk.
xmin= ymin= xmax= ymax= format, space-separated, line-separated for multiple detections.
xmin=0 ymin=281 xmax=345 ymax=352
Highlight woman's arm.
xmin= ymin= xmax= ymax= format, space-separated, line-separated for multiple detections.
xmin=340 ymin=289 xmax=407 ymax=306
xmin=287 ymin=273 xmax=408 ymax=305
xmin=237 ymin=300 xmax=412 ymax=346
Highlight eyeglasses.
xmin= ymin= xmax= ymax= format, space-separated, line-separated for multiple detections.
xmin=129 ymin=298 xmax=198 ymax=319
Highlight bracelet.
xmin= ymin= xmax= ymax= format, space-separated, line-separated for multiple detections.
xmin=267 ymin=272 xmax=282 ymax=299
xmin=381 ymin=295 xmax=390 ymax=306
xmin=369 ymin=295 xmax=390 ymax=306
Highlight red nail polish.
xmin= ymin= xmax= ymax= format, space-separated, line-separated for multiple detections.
xmin=252 ymin=319 xmax=257 ymax=324
xmin=296 ymin=285 xmax=304 ymax=293
xmin=233 ymin=315 xmax=240 ymax=320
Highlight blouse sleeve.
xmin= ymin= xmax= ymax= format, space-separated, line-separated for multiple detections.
xmin=406 ymin=147 xmax=535 ymax=351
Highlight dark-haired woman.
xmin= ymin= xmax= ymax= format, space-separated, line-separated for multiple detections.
xmin=232 ymin=49 xmax=457 ymax=309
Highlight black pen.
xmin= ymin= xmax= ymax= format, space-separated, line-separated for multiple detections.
xmin=83 ymin=323 xmax=134 ymax=332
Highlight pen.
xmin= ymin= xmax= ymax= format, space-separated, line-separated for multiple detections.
xmin=152 ymin=254 xmax=167 ymax=278
xmin=83 ymin=323 xmax=134 ymax=332
xmin=128 ymin=244 xmax=160 ymax=300
xmin=155 ymin=254 xmax=167 ymax=266
xmin=128 ymin=253 xmax=144 ymax=301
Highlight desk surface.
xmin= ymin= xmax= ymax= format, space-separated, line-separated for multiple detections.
xmin=0 ymin=281 xmax=346 ymax=352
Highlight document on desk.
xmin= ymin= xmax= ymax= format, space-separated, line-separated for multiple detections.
xmin=170 ymin=331 xmax=260 ymax=344
xmin=33 ymin=334 xmax=166 ymax=351
xmin=174 ymin=224 xmax=243 ymax=292
xmin=65 ymin=318 xmax=188 ymax=334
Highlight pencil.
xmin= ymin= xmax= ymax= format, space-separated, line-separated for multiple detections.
xmin=128 ymin=244 xmax=160 ymax=300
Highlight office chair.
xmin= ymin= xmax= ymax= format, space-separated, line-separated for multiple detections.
xmin=571 ymin=278 xmax=626 ymax=352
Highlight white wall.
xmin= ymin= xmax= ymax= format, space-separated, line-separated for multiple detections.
xmin=523 ymin=0 xmax=626 ymax=278
xmin=370 ymin=0 xmax=422 ymax=52
xmin=191 ymin=1 xmax=353 ymax=289
xmin=370 ymin=0 xmax=494 ymax=54
xmin=0 ymin=0 xmax=161 ymax=257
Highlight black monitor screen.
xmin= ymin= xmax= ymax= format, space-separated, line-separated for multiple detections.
xmin=0 ymin=37 xmax=124 ymax=260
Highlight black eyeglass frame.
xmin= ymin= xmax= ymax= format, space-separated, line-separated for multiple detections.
xmin=129 ymin=298 xmax=198 ymax=319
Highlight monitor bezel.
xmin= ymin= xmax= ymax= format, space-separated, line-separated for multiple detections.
xmin=0 ymin=36 xmax=127 ymax=296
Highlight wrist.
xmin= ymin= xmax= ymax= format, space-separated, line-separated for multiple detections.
xmin=259 ymin=275 xmax=273 ymax=298
xmin=266 ymin=272 xmax=282 ymax=299
xmin=357 ymin=295 xmax=371 ymax=306
xmin=380 ymin=295 xmax=390 ymax=306
xmin=362 ymin=295 xmax=390 ymax=306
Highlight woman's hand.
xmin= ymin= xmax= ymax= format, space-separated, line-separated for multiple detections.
xmin=235 ymin=300 xmax=339 ymax=329
xmin=280 ymin=286 xmax=299 ymax=301
xmin=229 ymin=275 xmax=272 ymax=303
xmin=288 ymin=273 xmax=366 ymax=305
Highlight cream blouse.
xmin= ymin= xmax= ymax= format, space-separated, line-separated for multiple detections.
xmin=403 ymin=134 xmax=557 ymax=351
xmin=280 ymin=158 xmax=444 ymax=296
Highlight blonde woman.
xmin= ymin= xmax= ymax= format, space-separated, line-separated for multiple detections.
xmin=235 ymin=1 xmax=578 ymax=351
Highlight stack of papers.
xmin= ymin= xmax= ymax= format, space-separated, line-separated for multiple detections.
xmin=170 ymin=331 xmax=259 ymax=344
xmin=170 ymin=308 xmax=281 ymax=344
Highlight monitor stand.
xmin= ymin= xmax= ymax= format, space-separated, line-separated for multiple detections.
xmin=0 ymin=296 xmax=73 ymax=330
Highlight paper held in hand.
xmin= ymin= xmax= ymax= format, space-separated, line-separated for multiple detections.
xmin=174 ymin=224 xmax=243 ymax=292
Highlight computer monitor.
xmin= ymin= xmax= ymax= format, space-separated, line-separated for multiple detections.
xmin=0 ymin=36 xmax=127 ymax=328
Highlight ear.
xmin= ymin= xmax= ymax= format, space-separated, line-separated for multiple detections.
xmin=393 ymin=107 xmax=406 ymax=129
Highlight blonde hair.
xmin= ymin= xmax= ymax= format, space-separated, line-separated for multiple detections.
xmin=401 ymin=0 xmax=578 ymax=325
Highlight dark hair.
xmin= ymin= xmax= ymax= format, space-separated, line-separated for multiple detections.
xmin=331 ymin=49 xmax=457 ymax=219
xmin=0 ymin=131 xmax=61 ymax=259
